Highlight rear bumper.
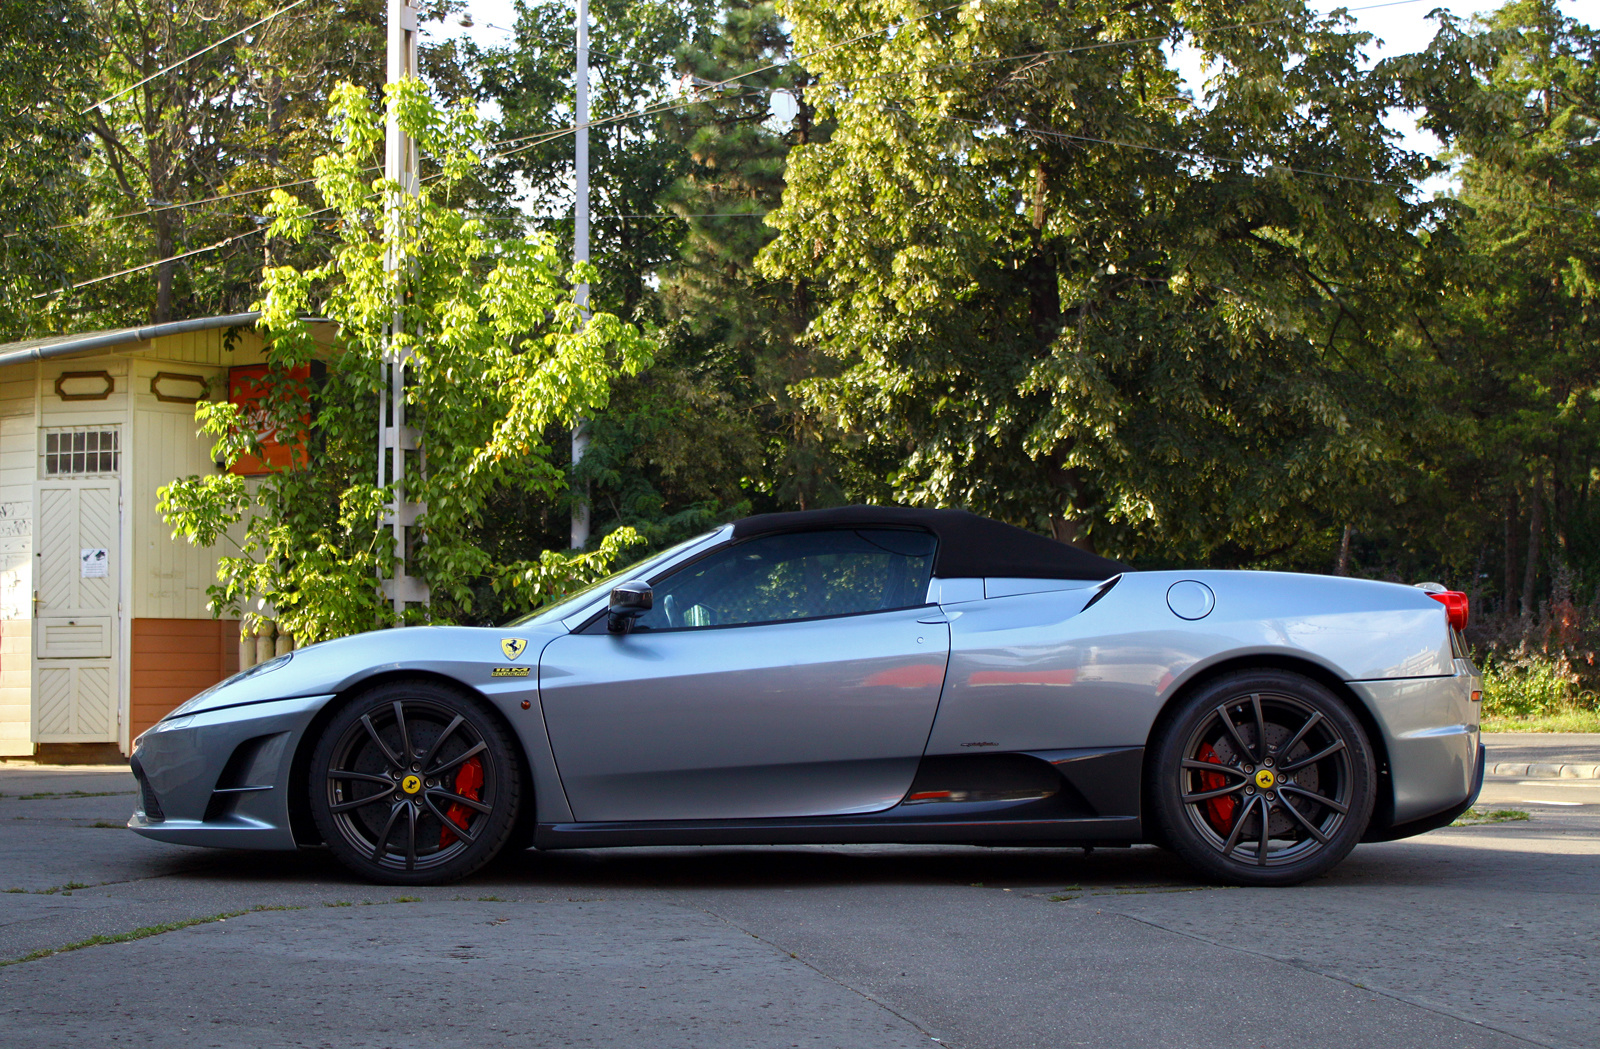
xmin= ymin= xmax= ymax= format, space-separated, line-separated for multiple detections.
xmin=127 ymin=694 xmax=333 ymax=851
xmin=1365 ymin=742 xmax=1485 ymax=842
xmin=1350 ymin=666 xmax=1481 ymax=834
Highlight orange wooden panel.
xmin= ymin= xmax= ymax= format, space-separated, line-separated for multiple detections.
xmin=132 ymin=619 xmax=224 ymax=636
xmin=128 ymin=619 xmax=240 ymax=740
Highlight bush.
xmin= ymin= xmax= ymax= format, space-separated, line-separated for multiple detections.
xmin=1480 ymin=651 xmax=1596 ymax=720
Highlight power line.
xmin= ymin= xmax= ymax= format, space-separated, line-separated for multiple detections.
xmin=40 ymin=0 xmax=1432 ymax=241
xmin=486 ymin=0 xmax=972 ymax=158
xmin=872 ymin=103 xmax=1596 ymax=219
xmin=53 ymin=0 xmax=1556 ymax=296
xmin=34 ymin=0 xmax=965 ymax=257
xmin=32 ymin=203 xmax=341 ymax=300
xmin=81 ymin=0 xmax=314 ymax=116
xmin=9 ymin=173 xmax=334 ymax=240
xmin=481 ymin=0 xmax=1435 ymax=163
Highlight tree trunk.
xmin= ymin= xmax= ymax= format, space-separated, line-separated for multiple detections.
xmin=1334 ymin=525 xmax=1352 ymax=576
xmin=1468 ymin=547 xmax=1484 ymax=626
xmin=1504 ymin=500 xmax=1516 ymax=617
xmin=1521 ymin=480 xmax=1543 ymax=619
xmin=153 ymin=209 xmax=175 ymax=324
xmin=1048 ymin=514 xmax=1094 ymax=553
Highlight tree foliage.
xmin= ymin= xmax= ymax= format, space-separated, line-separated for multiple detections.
xmin=0 ymin=0 xmax=96 ymax=338
xmin=1401 ymin=0 xmax=1600 ymax=609
xmin=158 ymin=80 xmax=651 ymax=641
xmin=759 ymin=0 xmax=1454 ymax=565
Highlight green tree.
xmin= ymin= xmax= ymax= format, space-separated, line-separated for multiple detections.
xmin=53 ymin=0 xmax=479 ymax=330
xmin=0 ymin=0 xmax=97 ymax=339
xmin=1402 ymin=0 xmax=1600 ymax=611
xmin=482 ymin=0 xmax=714 ymax=320
xmin=657 ymin=0 xmax=850 ymax=511
xmin=478 ymin=0 xmax=779 ymax=547
xmin=159 ymin=80 xmax=651 ymax=641
xmin=760 ymin=0 xmax=1446 ymax=564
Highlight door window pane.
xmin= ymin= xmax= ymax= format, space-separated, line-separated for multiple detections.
xmin=632 ymin=528 xmax=936 ymax=631
xmin=40 ymin=428 xmax=119 ymax=478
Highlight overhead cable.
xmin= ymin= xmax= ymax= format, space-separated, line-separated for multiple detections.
xmin=80 ymin=0 xmax=314 ymax=115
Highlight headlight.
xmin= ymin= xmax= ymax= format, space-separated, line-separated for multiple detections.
xmin=163 ymin=652 xmax=294 ymax=721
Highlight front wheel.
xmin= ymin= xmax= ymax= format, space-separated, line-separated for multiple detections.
xmin=1149 ymin=671 xmax=1376 ymax=887
xmin=309 ymin=681 xmax=522 ymax=885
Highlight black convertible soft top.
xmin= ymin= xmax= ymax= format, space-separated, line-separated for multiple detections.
xmin=731 ymin=505 xmax=1126 ymax=581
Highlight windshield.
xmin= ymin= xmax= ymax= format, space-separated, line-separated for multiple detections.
xmin=503 ymin=529 xmax=723 ymax=628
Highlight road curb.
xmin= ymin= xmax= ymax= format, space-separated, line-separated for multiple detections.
xmin=1488 ymin=761 xmax=1600 ymax=779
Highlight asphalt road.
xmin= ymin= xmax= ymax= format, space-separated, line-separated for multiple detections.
xmin=0 ymin=757 xmax=1595 ymax=1049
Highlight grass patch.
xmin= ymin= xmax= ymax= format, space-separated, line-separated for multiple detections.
xmin=0 ymin=905 xmax=302 ymax=968
xmin=1483 ymin=712 xmax=1600 ymax=732
xmin=1452 ymin=807 xmax=1531 ymax=826
xmin=9 ymin=790 xmax=136 ymax=801
xmin=323 ymin=896 xmax=423 ymax=908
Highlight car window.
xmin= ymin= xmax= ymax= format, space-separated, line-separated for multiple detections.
xmin=504 ymin=529 xmax=721 ymax=628
xmin=628 ymin=528 xmax=936 ymax=631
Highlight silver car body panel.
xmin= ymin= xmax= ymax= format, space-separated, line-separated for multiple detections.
xmin=539 ymin=607 xmax=951 ymax=821
xmin=926 ymin=569 xmax=1457 ymax=756
xmin=130 ymin=694 xmax=330 ymax=850
xmin=128 ymin=523 xmax=1480 ymax=853
xmin=1350 ymin=662 xmax=1481 ymax=823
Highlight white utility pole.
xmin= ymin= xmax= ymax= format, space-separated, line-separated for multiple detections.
xmin=569 ymin=0 xmax=592 ymax=550
xmin=379 ymin=0 xmax=429 ymax=614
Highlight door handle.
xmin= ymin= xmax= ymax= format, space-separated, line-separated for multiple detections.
xmin=917 ymin=612 xmax=952 ymax=624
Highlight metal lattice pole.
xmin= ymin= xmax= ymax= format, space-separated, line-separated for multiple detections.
xmin=379 ymin=0 xmax=428 ymax=615
xmin=570 ymin=0 xmax=592 ymax=551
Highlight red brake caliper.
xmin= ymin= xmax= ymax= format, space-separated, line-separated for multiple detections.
xmin=439 ymin=756 xmax=484 ymax=848
xmin=1196 ymin=742 xmax=1237 ymax=834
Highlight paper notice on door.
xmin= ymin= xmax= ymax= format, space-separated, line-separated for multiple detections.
xmin=80 ymin=548 xmax=108 ymax=577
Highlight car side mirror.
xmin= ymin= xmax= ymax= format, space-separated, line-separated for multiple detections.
xmin=607 ymin=580 xmax=653 ymax=635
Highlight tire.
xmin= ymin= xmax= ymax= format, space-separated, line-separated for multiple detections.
xmin=1148 ymin=670 xmax=1376 ymax=887
xmin=309 ymin=680 xmax=522 ymax=885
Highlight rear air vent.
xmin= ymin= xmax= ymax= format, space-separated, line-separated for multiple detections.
xmin=902 ymin=753 xmax=1090 ymax=814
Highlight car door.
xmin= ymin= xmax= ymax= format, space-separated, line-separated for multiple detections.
xmin=539 ymin=528 xmax=950 ymax=822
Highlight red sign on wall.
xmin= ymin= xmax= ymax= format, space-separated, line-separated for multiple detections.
xmin=227 ymin=364 xmax=311 ymax=476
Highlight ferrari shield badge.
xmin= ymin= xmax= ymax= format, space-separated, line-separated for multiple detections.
xmin=500 ymin=637 xmax=528 ymax=661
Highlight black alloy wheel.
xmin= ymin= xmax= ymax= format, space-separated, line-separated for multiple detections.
xmin=1150 ymin=670 xmax=1375 ymax=887
xmin=309 ymin=681 xmax=522 ymax=885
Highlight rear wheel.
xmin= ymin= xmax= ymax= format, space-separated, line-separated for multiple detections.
xmin=309 ymin=681 xmax=521 ymax=885
xmin=1149 ymin=671 xmax=1375 ymax=887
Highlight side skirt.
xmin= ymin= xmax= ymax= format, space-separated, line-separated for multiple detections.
xmin=533 ymin=745 xmax=1147 ymax=851
xmin=534 ymin=814 xmax=1141 ymax=850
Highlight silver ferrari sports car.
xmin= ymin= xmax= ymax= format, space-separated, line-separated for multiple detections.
xmin=130 ymin=506 xmax=1483 ymax=887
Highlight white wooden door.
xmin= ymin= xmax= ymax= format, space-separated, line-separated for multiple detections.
xmin=33 ymin=480 xmax=120 ymax=743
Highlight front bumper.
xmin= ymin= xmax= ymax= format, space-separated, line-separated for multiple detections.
xmin=128 ymin=694 xmax=333 ymax=851
xmin=1350 ymin=663 xmax=1481 ymax=835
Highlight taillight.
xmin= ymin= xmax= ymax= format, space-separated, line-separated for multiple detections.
xmin=1428 ymin=590 xmax=1469 ymax=631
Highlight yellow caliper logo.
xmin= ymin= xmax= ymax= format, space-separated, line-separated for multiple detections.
xmin=401 ymin=774 xmax=422 ymax=795
xmin=1254 ymin=768 xmax=1277 ymax=790
xmin=500 ymin=637 xmax=528 ymax=661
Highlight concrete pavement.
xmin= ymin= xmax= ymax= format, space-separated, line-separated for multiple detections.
xmin=0 ymin=760 xmax=1596 ymax=1049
